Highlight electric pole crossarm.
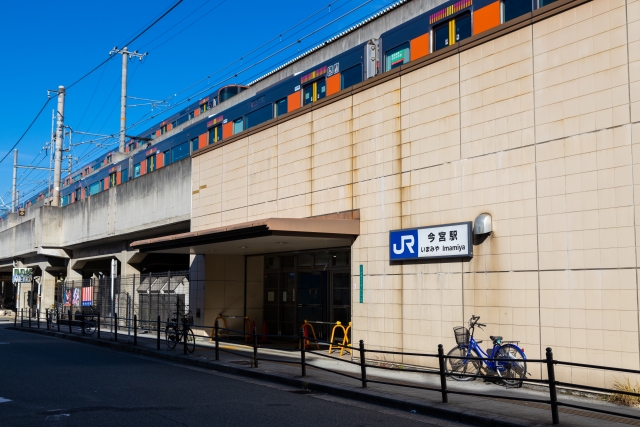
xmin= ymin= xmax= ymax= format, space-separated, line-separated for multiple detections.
xmin=16 ymin=165 xmax=54 ymax=171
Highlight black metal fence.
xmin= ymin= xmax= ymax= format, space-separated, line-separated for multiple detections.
xmin=56 ymin=271 xmax=190 ymax=329
xmin=15 ymin=310 xmax=640 ymax=426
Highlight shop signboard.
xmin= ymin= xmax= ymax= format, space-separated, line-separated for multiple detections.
xmin=389 ymin=222 xmax=473 ymax=261
xmin=12 ymin=268 xmax=33 ymax=283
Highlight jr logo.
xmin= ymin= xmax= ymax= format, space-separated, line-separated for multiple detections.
xmin=393 ymin=235 xmax=415 ymax=254
xmin=389 ymin=229 xmax=418 ymax=260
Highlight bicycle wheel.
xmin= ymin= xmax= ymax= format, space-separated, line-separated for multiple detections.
xmin=496 ymin=344 xmax=527 ymax=387
xmin=166 ymin=325 xmax=179 ymax=349
xmin=84 ymin=321 xmax=96 ymax=335
xmin=446 ymin=346 xmax=480 ymax=381
xmin=186 ymin=328 xmax=196 ymax=353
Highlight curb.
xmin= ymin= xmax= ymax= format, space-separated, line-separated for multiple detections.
xmin=9 ymin=326 xmax=539 ymax=427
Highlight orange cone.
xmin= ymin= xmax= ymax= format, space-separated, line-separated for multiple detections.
xmin=303 ymin=324 xmax=310 ymax=349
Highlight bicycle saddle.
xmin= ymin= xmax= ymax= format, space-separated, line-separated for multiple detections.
xmin=490 ymin=335 xmax=503 ymax=342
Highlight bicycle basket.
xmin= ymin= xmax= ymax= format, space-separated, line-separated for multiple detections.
xmin=453 ymin=326 xmax=470 ymax=345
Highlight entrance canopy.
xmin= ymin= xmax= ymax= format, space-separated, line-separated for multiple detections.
xmin=130 ymin=218 xmax=359 ymax=255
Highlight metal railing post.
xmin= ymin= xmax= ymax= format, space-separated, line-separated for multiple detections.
xmin=37 ymin=309 xmax=40 ymax=329
xmin=253 ymin=326 xmax=258 ymax=368
xmin=81 ymin=313 xmax=85 ymax=336
xmin=56 ymin=309 xmax=60 ymax=332
xmin=28 ymin=309 xmax=31 ymax=328
xmin=359 ymin=340 xmax=367 ymax=388
xmin=46 ymin=309 xmax=49 ymax=330
xmin=546 ymin=347 xmax=560 ymax=425
xmin=182 ymin=317 xmax=187 ymax=355
xmin=68 ymin=310 xmax=71 ymax=333
xmin=114 ymin=313 xmax=118 ymax=342
xmin=438 ymin=344 xmax=449 ymax=403
xmin=20 ymin=308 xmax=23 ymax=326
xmin=215 ymin=320 xmax=219 ymax=361
xmin=157 ymin=315 xmax=161 ymax=350
xmin=14 ymin=310 xmax=17 ymax=328
xmin=97 ymin=314 xmax=101 ymax=339
xmin=300 ymin=327 xmax=306 ymax=377
xmin=134 ymin=314 xmax=137 ymax=345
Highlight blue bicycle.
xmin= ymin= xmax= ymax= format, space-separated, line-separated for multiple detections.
xmin=446 ymin=315 xmax=527 ymax=387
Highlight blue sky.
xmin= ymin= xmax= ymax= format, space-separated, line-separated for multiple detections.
xmin=0 ymin=0 xmax=390 ymax=209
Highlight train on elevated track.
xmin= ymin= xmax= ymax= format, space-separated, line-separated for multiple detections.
xmin=6 ymin=0 xmax=552 ymax=214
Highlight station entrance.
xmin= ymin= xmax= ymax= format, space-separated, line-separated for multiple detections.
xmin=263 ymin=250 xmax=351 ymax=340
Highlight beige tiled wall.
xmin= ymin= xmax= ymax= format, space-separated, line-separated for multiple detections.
xmin=192 ymin=0 xmax=640 ymax=387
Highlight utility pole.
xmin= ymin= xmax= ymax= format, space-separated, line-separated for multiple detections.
xmin=12 ymin=150 xmax=17 ymax=212
xmin=110 ymin=47 xmax=147 ymax=153
xmin=52 ymin=86 xmax=65 ymax=207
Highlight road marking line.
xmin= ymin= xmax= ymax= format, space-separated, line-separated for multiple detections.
xmin=0 ymin=397 xmax=12 ymax=403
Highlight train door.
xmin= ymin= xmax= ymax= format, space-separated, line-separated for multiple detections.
xmin=302 ymin=78 xmax=326 ymax=106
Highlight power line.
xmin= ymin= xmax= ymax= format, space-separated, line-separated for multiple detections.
xmin=0 ymin=98 xmax=52 ymax=165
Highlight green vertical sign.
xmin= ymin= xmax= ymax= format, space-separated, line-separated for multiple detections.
xmin=359 ymin=264 xmax=363 ymax=303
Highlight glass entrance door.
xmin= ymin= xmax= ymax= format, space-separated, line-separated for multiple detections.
xmin=298 ymin=271 xmax=327 ymax=338
xmin=330 ymin=270 xmax=351 ymax=325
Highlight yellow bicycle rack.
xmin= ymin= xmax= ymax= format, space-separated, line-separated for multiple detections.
xmin=211 ymin=314 xmax=251 ymax=343
xmin=328 ymin=321 xmax=352 ymax=357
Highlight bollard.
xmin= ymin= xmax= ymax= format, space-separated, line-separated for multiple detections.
xmin=57 ymin=309 xmax=60 ymax=332
xmin=21 ymin=308 xmax=23 ymax=326
xmin=14 ymin=310 xmax=17 ymax=328
xmin=253 ymin=326 xmax=258 ymax=368
xmin=546 ymin=347 xmax=560 ymax=425
xmin=437 ymin=344 xmax=449 ymax=403
xmin=68 ymin=310 xmax=72 ymax=333
xmin=37 ymin=310 xmax=40 ymax=329
xmin=134 ymin=314 xmax=137 ymax=346
xmin=46 ymin=309 xmax=49 ymax=330
xmin=157 ymin=316 xmax=161 ymax=350
xmin=114 ymin=313 xmax=118 ymax=342
xmin=215 ymin=320 xmax=219 ymax=361
xmin=81 ymin=313 xmax=86 ymax=336
xmin=300 ymin=328 xmax=306 ymax=377
xmin=182 ymin=317 xmax=188 ymax=355
xmin=359 ymin=340 xmax=367 ymax=388
xmin=28 ymin=309 xmax=31 ymax=328
xmin=97 ymin=314 xmax=101 ymax=339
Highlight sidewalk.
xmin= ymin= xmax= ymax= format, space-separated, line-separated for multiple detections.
xmin=8 ymin=321 xmax=640 ymax=427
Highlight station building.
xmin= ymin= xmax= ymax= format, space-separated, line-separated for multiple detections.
xmin=128 ymin=0 xmax=640 ymax=388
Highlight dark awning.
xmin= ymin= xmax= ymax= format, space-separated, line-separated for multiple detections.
xmin=130 ymin=218 xmax=359 ymax=256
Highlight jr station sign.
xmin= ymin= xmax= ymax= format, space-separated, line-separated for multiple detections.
xmin=389 ymin=222 xmax=473 ymax=261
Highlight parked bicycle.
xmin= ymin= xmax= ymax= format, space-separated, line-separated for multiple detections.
xmin=447 ymin=315 xmax=527 ymax=387
xmin=83 ymin=315 xmax=98 ymax=335
xmin=165 ymin=311 xmax=195 ymax=353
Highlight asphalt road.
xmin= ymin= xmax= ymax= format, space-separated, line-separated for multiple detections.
xmin=0 ymin=320 xmax=468 ymax=427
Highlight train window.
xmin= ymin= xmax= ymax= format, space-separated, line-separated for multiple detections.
xmin=200 ymin=103 xmax=209 ymax=114
xmin=128 ymin=142 xmax=136 ymax=152
xmin=163 ymin=150 xmax=170 ymax=166
xmin=176 ymin=115 xmax=189 ymax=127
xmin=89 ymin=181 xmax=100 ymax=196
xmin=160 ymin=124 xmax=168 ymax=135
xmin=147 ymin=155 xmax=156 ymax=173
xmin=109 ymin=173 xmax=116 ymax=188
xmin=246 ymin=104 xmax=273 ymax=129
xmin=134 ymin=163 xmax=141 ymax=178
xmin=503 ymin=0 xmax=533 ymax=22
xmin=107 ymin=155 xmax=112 ymax=163
xmin=172 ymin=141 xmax=189 ymax=162
xmin=303 ymin=78 xmax=326 ymax=106
xmin=122 ymin=169 xmax=128 ymax=183
xmin=208 ymin=124 xmax=222 ymax=144
xmin=191 ymin=137 xmax=199 ymax=152
xmin=233 ymin=117 xmax=244 ymax=134
xmin=539 ymin=0 xmax=557 ymax=6
xmin=74 ymin=188 xmax=81 ymax=201
xmin=341 ymin=64 xmax=363 ymax=89
xmin=188 ymin=111 xmax=195 ymax=120
xmin=275 ymin=98 xmax=287 ymax=117
xmin=456 ymin=14 xmax=472 ymax=43
xmin=61 ymin=195 xmax=68 ymax=206
xmin=385 ymin=43 xmax=409 ymax=71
